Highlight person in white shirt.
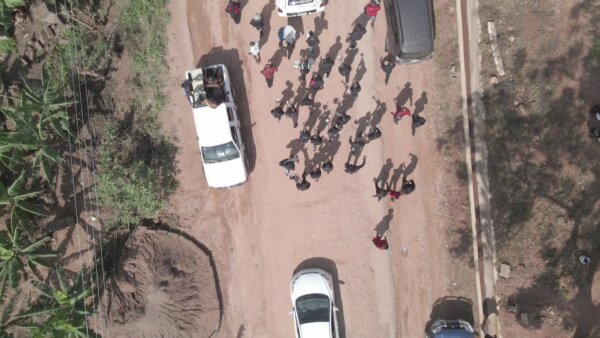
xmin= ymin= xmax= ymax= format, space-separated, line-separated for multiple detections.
xmin=249 ymin=41 xmax=261 ymax=64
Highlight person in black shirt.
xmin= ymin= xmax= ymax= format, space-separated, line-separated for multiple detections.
xmin=401 ymin=176 xmax=415 ymax=195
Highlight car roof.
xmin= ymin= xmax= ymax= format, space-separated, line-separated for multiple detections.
xmin=192 ymin=103 xmax=233 ymax=147
xmin=395 ymin=0 xmax=434 ymax=53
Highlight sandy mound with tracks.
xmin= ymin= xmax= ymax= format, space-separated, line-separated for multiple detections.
xmin=103 ymin=227 xmax=220 ymax=337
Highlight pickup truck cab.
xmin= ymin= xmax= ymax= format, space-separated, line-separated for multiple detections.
xmin=183 ymin=65 xmax=248 ymax=189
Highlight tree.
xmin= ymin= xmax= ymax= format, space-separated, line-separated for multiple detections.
xmin=13 ymin=268 xmax=100 ymax=338
xmin=0 ymin=227 xmax=56 ymax=295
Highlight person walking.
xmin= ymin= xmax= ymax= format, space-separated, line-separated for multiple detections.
xmin=271 ymin=104 xmax=284 ymax=120
xmin=401 ymin=176 xmax=416 ymax=195
xmin=348 ymin=23 xmax=367 ymax=49
xmin=380 ymin=55 xmax=396 ymax=85
xmin=320 ymin=56 xmax=335 ymax=78
xmin=249 ymin=13 xmax=265 ymax=37
xmin=297 ymin=56 xmax=313 ymax=82
xmin=348 ymin=81 xmax=361 ymax=98
xmin=278 ymin=25 xmax=297 ymax=59
xmin=309 ymin=166 xmax=322 ymax=181
xmin=309 ymin=72 xmax=324 ymax=90
xmin=279 ymin=154 xmax=299 ymax=176
xmin=345 ymin=156 xmax=366 ymax=174
xmin=338 ymin=63 xmax=352 ymax=83
xmin=388 ymin=188 xmax=401 ymax=201
xmin=411 ymin=114 xmax=426 ymax=135
xmin=260 ymin=62 xmax=277 ymax=88
xmin=372 ymin=233 xmax=389 ymax=250
xmin=366 ymin=126 xmax=382 ymax=141
xmin=373 ymin=178 xmax=388 ymax=201
xmin=364 ymin=0 xmax=381 ymax=28
xmin=290 ymin=174 xmax=311 ymax=191
xmin=306 ymin=31 xmax=320 ymax=55
xmin=249 ymin=42 xmax=261 ymax=63
xmin=391 ymin=106 xmax=411 ymax=124
xmin=225 ymin=0 xmax=241 ymax=24
xmin=322 ymin=159 xmax=334 ymax=173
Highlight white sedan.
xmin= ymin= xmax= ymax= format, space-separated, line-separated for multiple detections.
xmin=276 ymin=0 xmax=325 ymax=17
xmin=290 ymin=268 xmax=340 ymax=338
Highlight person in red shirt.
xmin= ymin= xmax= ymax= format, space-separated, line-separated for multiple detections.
xmin=391 ymin=106 xmax=411 ymax=124
xmin=364 ymin=1 xmax=381 ymax=27
xmin=388 ymin=189 xmax=401 ymax=201
xmin=372 ymin=234 xmax=389 ymax=250
xmin=260 ymin=62 xmax=277 ymax=88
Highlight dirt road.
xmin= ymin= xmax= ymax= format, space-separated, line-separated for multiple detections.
xmin=163 ymin=0 xmax=456 ymax=337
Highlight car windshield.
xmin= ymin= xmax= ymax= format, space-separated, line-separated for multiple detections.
xmin=288 ymin=0 xmax=313 ymax=5
xmin=201 ymin=141 xmax=240 ymax=163
xmin=296 ymin=294 xmax=330 ymax=324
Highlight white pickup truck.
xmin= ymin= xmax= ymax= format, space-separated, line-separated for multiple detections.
xmin=183 ymin=65 xmax=248 ymax=189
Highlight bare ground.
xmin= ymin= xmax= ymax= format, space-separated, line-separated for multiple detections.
xmin=101 ymin=227 xmax=219 ymax=337
xmin=479 ymin=0 xmax=600 ymax=336
xmin=157 ymin=0 xmax=477 ymax=337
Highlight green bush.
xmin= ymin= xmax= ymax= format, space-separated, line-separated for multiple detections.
xmin=0 ymin=38 xmax=15 ymax=55
xmin=97 ymin=123 xmax=178 ymax=227
xmin=591 ymin=37 xmax=600 ymax=63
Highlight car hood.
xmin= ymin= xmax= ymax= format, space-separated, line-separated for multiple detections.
xmin=291 ymin=272 xmax=331 ymax=301
xmin=202 ymin=156 xmax=247 ymax=188
xmin=299 ymin=322 xmax=331 ymax=338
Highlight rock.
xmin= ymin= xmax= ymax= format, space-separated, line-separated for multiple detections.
xmin=508 ymin=36 xmax=516 ymax=43
xmin=499 ymin=264 xmax=511 ymax=279
xmin=489 ymin=75 xmax=499 ymax=85
xmin=450 ymin=64 xmax=456 ymax=73
xmin=520 ymin=313 xmax=529 ymax=326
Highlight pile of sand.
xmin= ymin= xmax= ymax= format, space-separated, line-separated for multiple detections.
xmin=103 ymin=227 xmax=220 ymax=337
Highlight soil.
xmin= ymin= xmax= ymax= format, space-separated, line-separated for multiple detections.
xmin=478 ymin=0 xmax=600 ymax=336
xmin=160 ymin=0 xmax=476 ymax=337
xmin=101 ymin=227 xmax=220 ymax=337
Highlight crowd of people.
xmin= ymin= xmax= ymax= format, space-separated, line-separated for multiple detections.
xmin=224 ymin=0 xmax=428 ymax=251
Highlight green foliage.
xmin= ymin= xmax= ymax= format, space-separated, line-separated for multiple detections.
xmin=591 ymin=37 xmax=600 ymax=63
xmin=0 ymin=227 xmax=56 ymax=296
xmin=0 ymin=172 xmax=45 ymax=233
xmin=0 ymin=38 xmax=16 ymax=55
xmin=0 ymin=73 xmax=74 ymax=186
xmin=0 ymin=2 xmax=12 ymax=32
xmin=97 ymin=123 xmax=178 ymax=227
xmin=14 ymin=268 xmax=99 ymax=337
xmin=3 ymin=0 xmax=25 ymax=8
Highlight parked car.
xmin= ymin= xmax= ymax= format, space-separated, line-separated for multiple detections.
xmin=428 ymin=319 xmax=475 ymax=338
xmin=183 ymin=65 xmax=248 ymax=189
xmin=290 ymin=268 xmax=340 ymax=338
xmin=384 ymin=0 xmax=435 ymax=64
xmin=276 ymin=0 xmax=325 ymax=17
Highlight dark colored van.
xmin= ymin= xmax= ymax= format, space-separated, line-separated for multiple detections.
xmin=384 ymin=0 xmax=435 ymax=64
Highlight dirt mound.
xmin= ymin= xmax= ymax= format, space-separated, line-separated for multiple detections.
xmin=103 ymin=227 xmax=220 ymax=337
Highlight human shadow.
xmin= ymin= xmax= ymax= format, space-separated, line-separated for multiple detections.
xmin=352 ymin=12 xmax=369 ymax=29
xmin=258 ymin=0 xmax=275 ymax=46
xmin=374 ymin=209 xmax=394 ymax=236
xmin=325 ymin=36 xmax=343 ymax=60
xmin=294 ymin=257 xmax=347 ymax=338
xmin=413 ymin=91 xmax=428 ymax=115
xmin=342 ymin=47 xmax=360 ymax=70
xmin=370 ymin=97 xmax=387 ymax=127
xmin=286 ymin=138 xmax=306 ymax=157
xmin=354 ymin=55 xmax=367 ymax=83
xmin=314 ymin=12 xmax=328 ymax=37
xmin=354 ymin=111 xmax=372 ymax=137
xmin=197 ymin=47 xmax=257 ymax=172
xmin=395 ymin=82 xmax=414 ymax=107
xmin=303 ymin=102 xmax=322 ymax=132
xmin=404 ymin=153 xmax=418 ymax=176
xmin=389 ymin=164 xmax=404 ymax=190
xmin=376 ymin=159 xmax=394 ymax=186
xmin=323 ymin=133 xmax=342 ymax=162
xmin=269 ymin=48 xmax=287 ymax=68
xmin=287 ymin=16 xmax=304 ymax=35
xmin=424 ymin=296 xmax=475 ymax=334
xmin=280 ymin=80 xmax=295 ymax=103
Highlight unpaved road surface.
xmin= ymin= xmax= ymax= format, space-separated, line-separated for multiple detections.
xmin=162 ymin=0 xmax=457 ymax=337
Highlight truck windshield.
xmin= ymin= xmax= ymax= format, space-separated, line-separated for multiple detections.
xmin=201 ymin=142 xmax=240 ymax=163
